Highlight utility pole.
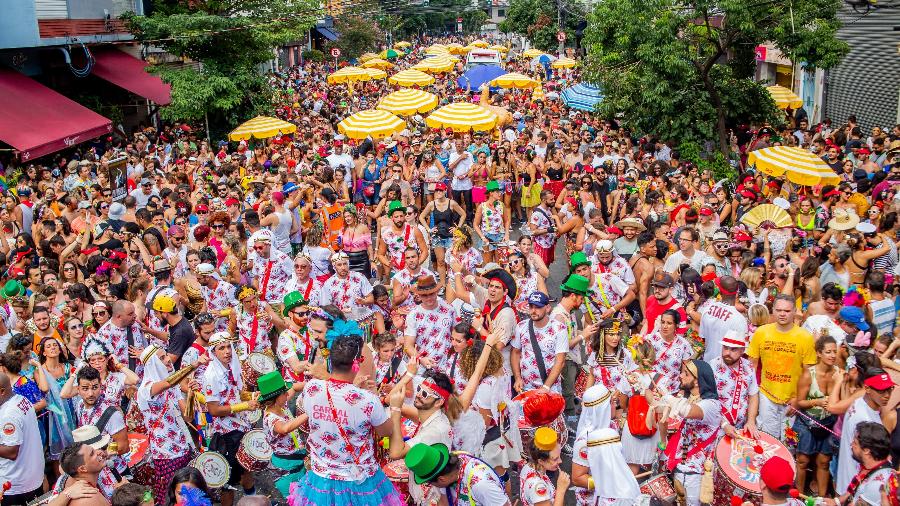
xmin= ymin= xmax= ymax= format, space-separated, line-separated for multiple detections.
xmin=557 ymin=0 xmax=564 ymax=56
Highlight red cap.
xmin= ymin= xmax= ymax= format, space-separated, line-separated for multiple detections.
xmin=606 ymin=226 xmax=622 ymax=236
xmin=225 ymin=198 xmax=240 ymax=207
xmin=699 ymin=207 xmax=713 ymax=216
xmin=759 ymin=456 xmax=794 ymax=492
xmin=333 ymin=140 xmax=343 ymax=147
xmin=766 ymin=181 xmax=780 ymax=189
xmin=195 ymin=204 xmax=209 ymax=212
xmin=740 ymin=190 xmax=756 ymax=200
xmin=858 ymin=147 xmax=871 ymax=155
xmin=286 ymin=159 xmax=297 ymax=168
xmin=864 ymin=372 xmax=895 ymax=390
xmin=824 ymin=189 xmax=841 ymax=198
xmin=734 ymin=231 xmax=753 ymax=242
xmin=435 ymin=182 xmax=447 ymax=191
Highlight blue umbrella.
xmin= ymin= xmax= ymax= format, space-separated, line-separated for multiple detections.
xmin=456 ymin=65 xmax=506 ymax=91
xmin=562 ymin=83 xmax=603 ymax=111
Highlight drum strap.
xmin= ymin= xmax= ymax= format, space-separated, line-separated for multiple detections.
xmin=95 ymin=406 xmax=120 ymax=435
xmin=664 ymin=424 xmax=717 ymax=472
xmin=528 ymin=320 xmax=548 ymax=384
xmin=259 ymin=260 xmax=274 ymax=300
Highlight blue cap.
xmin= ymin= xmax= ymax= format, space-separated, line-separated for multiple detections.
xmin=838 ymin=306 xmax=869 ymax=331
xmin=282 ymin=182 xmax=299 ymax=195
xmin=527 ymin=291 xmax=550 ymax=308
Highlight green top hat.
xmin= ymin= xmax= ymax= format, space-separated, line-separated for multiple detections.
xmin=570 ymin=251 xmax=590 ymax=269
xmin=257 ymin=371 xmax=293 ymax=403
xmin=388 ymin=200 xmax=405 ymax=216
xmin=560 ymin=274 xmax=590 ymax=296
xmin=405 ymin=443 xmax=450 ymax=484
xmin=282 ymin=291 xmax=308 ymax=316
xmin=1 ymin=280 xmax=25 ymax=299
xmin=485 ymin=180 xmax=501 ymax=192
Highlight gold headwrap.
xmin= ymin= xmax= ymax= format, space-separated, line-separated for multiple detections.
xmin=238 ymin=286 xmax=257 ymax=301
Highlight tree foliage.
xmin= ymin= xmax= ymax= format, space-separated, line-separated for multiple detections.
xmin=582 ymin=0 xmax=849 ymax=154
xmin=382 ymin=0 xmax=491 ymax=38
xmin=329 ymin=15 xmax=382 ymax=60
xmin=499 ymin=0 xmax=581 ymax=51
xmin=123 ymin=0 xmax=317 ymax=124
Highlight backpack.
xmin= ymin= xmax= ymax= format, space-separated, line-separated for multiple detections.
xmin=626 ymin=394 xmax=657 ymax=439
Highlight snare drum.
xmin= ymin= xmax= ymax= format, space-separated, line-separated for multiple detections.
xmin=518 ymin=413 xmax=568 ymax=451
xmin=712 ymin=431 xmax=794 ymax=506
xmin=244 ymin=409 xmax=262 ymax=427
xmin=242 ymin=353 xmax=276 ymax=390
xmin=236 ymin=430 xmax=273 ymax=472
xmin=382 ymin=460 xmax=410 ymax=504
xmin=191 ymin=451 xmax=231 ymax=489
xmin=639 ymin=474 xmax=677 ymax=505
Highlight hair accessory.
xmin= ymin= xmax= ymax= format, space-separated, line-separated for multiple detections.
xmin=745 ymin=288 xmax=769 ymax=310
xmin=852 ymin=331 xmax=871 ymax=348
xmin=238 ymin=286 xmax=257 ymax=300
xmin=421 ymin=379 xmax=451 ymax=403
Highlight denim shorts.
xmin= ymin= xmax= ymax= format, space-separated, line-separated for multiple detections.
xmin=792 ymin=415 xmax=836 ymax=455
xmin=432 ymin=237 xmax=453 ymax=249
xmin=484 ymin=232 xmax=504 ymax=251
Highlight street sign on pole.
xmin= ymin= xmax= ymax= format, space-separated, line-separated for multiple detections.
xmin=330 ymin=47 xmax=341 ymax=58
xmin=557 ymin=31 xmax=566 ymax=42
xmin=457 ymin=17 xmax=463 ymax=32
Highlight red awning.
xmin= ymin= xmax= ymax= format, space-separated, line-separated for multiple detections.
xmin=92 ymin=49 xmax=172 ymax=105
xmin=0 ymin=69 xmax=112 ymax=161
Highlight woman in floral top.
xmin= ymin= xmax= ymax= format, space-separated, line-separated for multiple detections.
xmin=473 ymin=181 xmax=511 ymax=264
xmin=444 ymin=225 xmax=483 ymax=275
xmin=519 ymin=427 xmax=569 ymax=506
xmin=259 ymin=371 xmax=307 ymax=497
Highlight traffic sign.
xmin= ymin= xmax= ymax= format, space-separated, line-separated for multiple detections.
xmin=557 ymin=31 xmax=566 ymax=42
xmin=330 ymin=47 xmax=341 ymax=58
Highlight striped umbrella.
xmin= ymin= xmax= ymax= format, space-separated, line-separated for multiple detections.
xmin=551 ymin=57 xmax=577 ymax=69
xmin=388 ymin=69 xmax=435 ymax=87
xmin=522 ymin=48 xmax=545 ymax=58
xmin=447 ymin=43 xmax=467 ymax=55
xmin=327 ymin=66 xmax=371 ymax=84
xmin=363 ymin=68 xmax=387 ymax=80
xmin=561 ymin=83 xmax=603 ymax=111
xmin=228 ymin=116 xmax=296 ymax=141
xmin=469 ymin=39 xmax=489 ymax=48
xmin=747 ymin=146 xmax=840 ymax=186
xmin=361 ymin=58 xmax=394 ymax=69
xmin=377 ymin=89 xmax=439 ymax=116
xmin=358 ymin=53 xmax=379 ymax=63
xmin=425 ymin=102 xmax=498 ymax=132
xmin=337 ymin=109 xmax=406 ymax=140
xmin=489 ymin=44 xmax=509 ymax=53
xmin=380 ymin=48 xmax=401 ymax=60
xmin=490 ymin=72 xmax=539 ymax=89
xmin=394 ymin=41 xmax=411 ymax=48
xmin=425 ymin=46 xmax=451 ymax=56
xmin=412 ymin=56 xmax=455 ymax=74
xmin=766 ymin=85 xmax=804 ymax=109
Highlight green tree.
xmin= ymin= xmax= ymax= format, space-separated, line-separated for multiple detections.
xmin=582 ymin=0 xmax=849 ymax=154
xmin=500 ymin=0 xmax=581 ymax=51
xmin=123 ymin=0 xmax=317 ymax=125
xmin=330 ymin=15 xmax=383 ymax=60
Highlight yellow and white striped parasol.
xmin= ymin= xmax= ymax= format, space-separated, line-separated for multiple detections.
xmin=766 ymin=85 xmax=804 ymax=109
xmin=363 ymin=68 xmax=387 ymax=80
xmin=388 ymin=69 xmax=436 ymax=87
xmin=377 ymin=89 xmax=439 ymax=116
xmin=337 ymin=109 xmax=406 ymax=140
xmin=425 ymin=102 xmax=498 ymax=132
xmin=746 ymin=146 xmax=840 ymax=186
xmin=551 ymin=57 xmax=577 ymax=69
xmin=358 ymin=53 xmax=379 ymax=63
xmin=394 ymin=41 xmax=411 ymax=48
xmin=522 ymin=48 xmax=545 ymax=58
xmin=412 ymin=56 xmax=455 ymax=74
xmin=327 ymin=66 xmax=371 ymax=84
xmin=469 ymin=39 xmax=489 ymax=48
xmin=489 ymin=44 xmax=509 ymax=53
xmin=490 ymin=72 xmax=539 ymax=89
xmin=447 ymin=43 xmax=467 ymax=55
xmin=228 ymin=116 xmax=297 ymax=141
xmin=361 ymin=58 xmax=394 ymax=69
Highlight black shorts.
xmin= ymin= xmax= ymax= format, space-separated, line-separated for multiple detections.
xmin=209 ymin=429 xmax=246 ymax=486
xmin=1 ymin=486 xmax=43 ymax=506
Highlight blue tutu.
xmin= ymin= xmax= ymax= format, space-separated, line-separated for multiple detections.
xmin=288 ymin=469 xmax=405 ymax=506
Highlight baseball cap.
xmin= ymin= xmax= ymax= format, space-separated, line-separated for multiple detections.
xmin=699 ymin=206 xmax=714 ymax=216
xmin=759 ymin=456 xmax=794 ymax=493
xmin=838 ymin=305 xmax=869 ymax=331
xmin=196 ymin=263 xmax=216 ymax=276
xmin=864 ymin=372 xmax=894 ymax=390
xmin=527 ymin=291 xmax=550 ymax=308
xmin=225 ymin=198 xmax=240 ymax=207
xmin=434 ymin=182 xmax=447 ymax=191
xmin=195 ymin=204 xmax=209 ymax=213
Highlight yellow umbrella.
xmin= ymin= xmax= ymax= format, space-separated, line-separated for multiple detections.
xmin=228 ymin=116 xmax=297 ymax=141
xmin=388 ymin=69 xmax=436 ymax=87
xmin=337 ymin=109 xmax=406 ymax=140
xmin=551 ymin=57 xmax=577 ymax=69
xmin=522 ymin=48 xmax=545 ymax=58
xmin=412 ymin=56 xmax=455 ymax=74
xmin=377 ymin=89 xmax=439 ymax=116
xmin=425 ymin=102 xmax=498 ymax=132
xmin=363 ymin=68 xmax=387 ymax=79
xmin=489 ymin=44 xmax=509 ymax=53
xmin=394 ymin=41 xmax=411 ymax=48
xmin=532 ymin=85 xmax=545 ymax=102
xmin=425 ymin=46 xmax=451 ymax=56
xmin=358 ymin=53 xmax=379 ymax=63
xmin=361 ymin=58 xmax=394 ymax=69
xmin=327 ymin=66 xmax=371 ymax=84
xmin=747 ymin=146 xmax=841 ymax=186
xmin=469 ymin=39 xmax=489 ymax=48
xmin=490 ymin=72 xmax=539 ymax=89
xmin=447 ymin=43 xmax=467 ymax=55
xmin=766 ymin=85 xmax=804 ymax=109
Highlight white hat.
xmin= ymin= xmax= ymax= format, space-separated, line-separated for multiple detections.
xmin=250 ymin=229 xmax=272 ymax=244
xmin=108 ymin=202 xmax=126 ymax=220
xmin=721 ymin=330 xmax=747 ymax=349
xmin=595 ymin=239 xmax=614 ymax=253
xmin=856 ymin=222 xmax=877 ymax=234
xmin=196 ymin=263 xmax=216 ymax=276
xmin=587 ymin=428 xmax=640 ymax=500
xmin=72 ymin=425 xmax=111 ymax=450
xmin=208 ymin=331 xmax=233 ymax=348
xmin=140 ymin=344 xmax=162 ymax=364
xmin=772 ymin=197 xmax=790 ymax=210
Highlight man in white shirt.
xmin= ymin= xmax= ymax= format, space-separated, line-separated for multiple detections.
xmin=448 ymin=139 xmax=474 ymax=215
xmin=325 ymin=140 xmax=354 ymax=188
xmin=698 ymin=276 xmax=748 ymax=362
xmin=0 ymin=373 xmax=44 ymax=503
xmin=128 ymin=178 xmax=159 ymax=209
xmin=835 ymin=371 xmax=893 ymax=495
xmin=511 ymin=291 xmax=569 ymax=393
xmin=663 ymin=226 xmax=711 ymax=277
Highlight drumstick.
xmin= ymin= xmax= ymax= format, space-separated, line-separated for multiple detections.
xmin=789 ymin=489 xmax=819 ymax=506
xmin=634 ymin=470 xmax=653 ymax=480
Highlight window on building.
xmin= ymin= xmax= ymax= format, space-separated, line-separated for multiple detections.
xmin=497 ymin=8 xmax=505 ymax=16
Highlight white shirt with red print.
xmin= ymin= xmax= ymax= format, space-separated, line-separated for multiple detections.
xmin=448 ymin=453 xmax=508 ymax=506
xmin=201 ymin=280 xmax=237 ymax=332
xmin=73 ymin=371 xmax=126 ymax=416
xmin=285 ymin=277 xmax=320 ymax=307
xmin=95 ymin=321 xmax=147 ymax=371
xmin=392 ymin=266 xmax=435 ymax=308
xmin=301 ymin=378 xmax=387 ymax=481
xmin=520 ymin=462 xmax=556 ymax=506
xmin=234 ymin=302 xmax=273 ymax=360
xmin=248 ymin=248 xmax=293 ymax=304
xmin=672 ymin=398 xmax=721 ymax=474
xmin=143 ymin=386 xmax=192 ymax=460
xmin=319 ymin=272 xmax=374 ymax=320
xmin=201 ymin=362 xmax=251 ymax=435
xmin=587 ymin=350 xmax=638 ymax=395
xmin=444 ymin=247 xmax=483 ymax=274
xmin=647 ymin=332 xmax=694 ymax=396
xmin=382 ymin=224 xmax=419 ymax=269
xmin=512 ymin=318 xmax=569 ymax=392
xmin=709 ymin=356 xmax=758 ymax=429
xmin=529 ymin=207 xmax=556 ymax=249
xmin=277 ymin=328 xmax=317 ymax=382
xmin=181 ymin=343 xmax=209 ymax=379
xmin=264 ymin=410 xmax=300 ymax=456
xmin=404 ymin=299 xmax=456 ymax=374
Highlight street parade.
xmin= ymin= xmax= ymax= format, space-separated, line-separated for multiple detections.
xmin=1 ymin=10 xmax=900 ymax=506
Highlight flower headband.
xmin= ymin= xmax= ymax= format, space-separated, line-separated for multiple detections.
xmin=238 ymin=286 xmax=257 ymax=300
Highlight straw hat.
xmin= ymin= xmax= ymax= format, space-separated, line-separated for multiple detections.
xmin=827 ymin=208 xmax=860 ymax=231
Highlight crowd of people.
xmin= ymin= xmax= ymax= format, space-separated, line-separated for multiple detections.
xmin=2 ymin=34 xmax=900 ymax=506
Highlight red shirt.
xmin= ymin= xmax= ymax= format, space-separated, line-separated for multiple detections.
xmin=645 ymin=296 xmax=687 ymax=335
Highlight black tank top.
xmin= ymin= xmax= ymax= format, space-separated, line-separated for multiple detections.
xmin=547 ymin=167 xmax=564 ymax=181
xmin=431 ymin=202 xmax=456 ymax=238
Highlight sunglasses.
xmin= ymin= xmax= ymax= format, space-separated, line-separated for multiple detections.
xmin=174 ymin=220 xmax=186 ymax=225
xmin=93 ymin=310 xmax=108 ymax=316
xmin=64 ymin=266 xmax=76 ymax=272
xmin=100 ymin=204 xmax=109 ymax=210
xmin=171 ymin=236 xmax=185 ymax=242
xmin=196 ymin=210 xmax=208 ymax=215
xmin=211 ymin=224 xmax=225 ymax=229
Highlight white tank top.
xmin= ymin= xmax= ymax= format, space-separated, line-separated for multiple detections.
xmin=271 ymin=208 xmax=293 ymax=254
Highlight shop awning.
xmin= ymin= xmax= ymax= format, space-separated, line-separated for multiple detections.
xmin=92 ymin=48 xmax=172 ymax=105
xmin=0 ymin=68 xmax=112 ymax=161
xmin=316 ymin=26 xmax=338 ymax=41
